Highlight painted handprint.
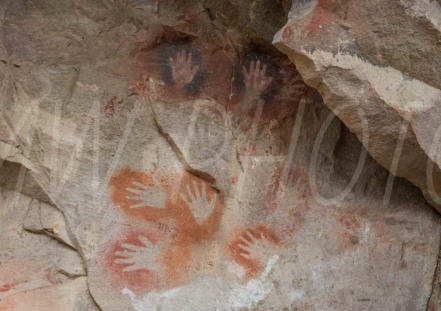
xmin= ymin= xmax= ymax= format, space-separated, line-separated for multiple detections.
xmin=231 ymin=58 xmax=274 ymax=127
xmin=125 ymin=178 xmax=167 ymax=209
xmin=238 ymin=231 xmax=279 ymax=271
xmin=169 ymin=50 xmax=200 ymax=89
xmin=114 ymin=235 xmax=161 ymax=272
xmin=242 ymin=59 xmax=273 ymax=98
xmin=180 ymin=181 xmax=217 ymax=225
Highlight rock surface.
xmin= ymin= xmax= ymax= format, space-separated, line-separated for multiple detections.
xmin=0 ymin=277 xmax=98 ymax=311
xmin=0 ymin=0 xmax=440 ymax=310
xmin=0 ymin=164 xmax=90 ymax=309
xmin=274 ymin=0 xmax=441 ymax=211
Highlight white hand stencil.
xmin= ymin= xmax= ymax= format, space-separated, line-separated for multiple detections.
xmin=114 ymin=235 xmax=161 ymax=272
xmin=125 ymin=177 xmax=167 ymax=209
xmin=180 ymin=181 xmax=217 ymax=225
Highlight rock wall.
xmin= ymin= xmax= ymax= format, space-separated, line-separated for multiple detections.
xmin=274 ymin=0 xmax=441 ymax=211
xmin=0 ymin=0 xmax=440 ymax=310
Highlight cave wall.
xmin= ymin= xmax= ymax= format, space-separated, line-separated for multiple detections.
xmin=0 ymin=1 xmax=440 ymax=310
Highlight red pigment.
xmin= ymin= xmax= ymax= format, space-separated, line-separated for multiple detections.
xmin=229 ymin=225 xmax=281 ymax=276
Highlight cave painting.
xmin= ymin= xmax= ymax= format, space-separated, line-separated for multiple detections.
xmin=109 ymin=167 xmax=224 ymax=288
xmin=114 ymin=235 xmax=161 ymax=273
xmin=161 ymin=44 xmax=205 ymax=97
xmin=132 ymin=37 xmax=308 ymax=125
xmin=132 ymin=39 xmax=206 ymax=102
xmin=239 ymin=59 xmax=274 ymax=108
xmin=179 ymin=180 xmax=217 ymax=225
xmin=229 ymin=226 xmax=281 ymax=276
xmin=110 ymin=168 xmax=222 ymax=233
xmin=108 ymin=167 xmax=289 ymax=296
xmin=231 ymin=58 xmax=275 ymax=129
xmin=106 ymin=35 xmax=312 ymax=303
xmin=230 ymin=52 xmax=308 ymax=127
xmin=103 ymin=162 xmax=315 ymax=311
xmin=168 ymin=49 xmax=201 ymax=91
xmin=121 ymin=250 xmax=281 ymax=311
xmin=124 ymin=177 xmax=167 ymax=210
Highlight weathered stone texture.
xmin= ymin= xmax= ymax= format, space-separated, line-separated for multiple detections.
xmin=0 ymin=0 xmax=440 ymax=310
xmin=274 ymin=0 xmax=441 ymax=211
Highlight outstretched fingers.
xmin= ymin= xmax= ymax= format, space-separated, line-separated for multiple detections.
xmin=186 ymin=183 xmax=194 ymax=199
xmin=126 ymin=187 xmax=147 ymax=196
xmin=253 ymin=60 xmax=261 ymax=85
xmin=241 ymin=59 xmax=274 ymax=91
xmin=242 ymin=65 xmax=250 ymax=82
xmin=123 ymin=264 xmax=143 ymax=272
xmin=201 ymin=182 xmax=206 ymax=200
xmin=192 ymin=181 xmax=201 ymax=199
xmin=132 ymin=181 xmax=149 ymax=189
xmin=121 ymin=243 xmax=140 ymax=251
xmin=115 ymin=250 xmax=133 ymax=257
xmin=114 ymin=257 xmax=135 ymax=264
xmin=245 ymin=230 xmax=258 ymax=243
xmin=125 ymin=194 xmax=140 ymax=200
xmin=255 ymin=59 xmax=261 ymax=73
xmin=138 ymin=235 xmax=152 ymax=247
xmin=186 ymin=51 xmax=192 ymax=66
xmin=239 ymin=235 xmax=252 ymax=247
xmin=249 ymin=60 xmax=256 ymax=80
xmin=261 ymin=63 xmax=267 ymax=77
xmin=238 ymin=242 xmax=251 ymax=253
xmin=186 ymin=183 xmax=196 ymax=202
xmin=180 ymin=193 xmax=191 ymax=206
xmin=177 ymin=50 xmax=184 ymax=64
xmin=129 ymin=202 xmax=148 ymax=209
xmin=209 ymin=193 xmax=217 ymax=208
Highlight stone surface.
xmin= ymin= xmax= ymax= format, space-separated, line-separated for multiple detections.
xmin=23 ymin=199 xmax=77 ymax=249
xmin=274 ymin=0 xmax=441 ymax=211
xmin=0 ymin=185 xmax=86 ymax=300
xmin=0 ymin=0 xmax=440 ymax=310
xmin=0 ymin=277 xmax=98 ymax=311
